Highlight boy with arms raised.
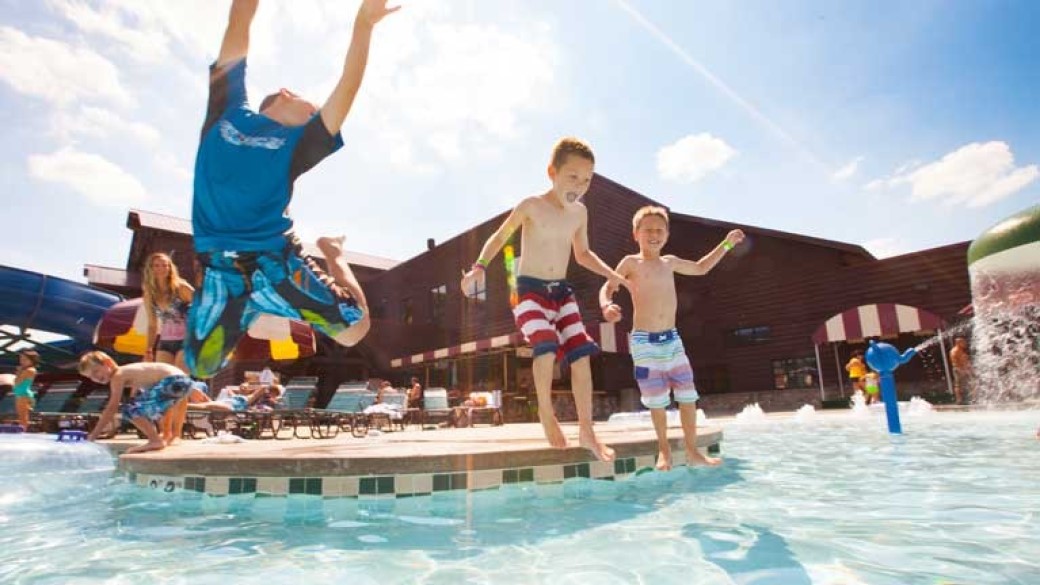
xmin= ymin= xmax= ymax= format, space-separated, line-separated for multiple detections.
xmin=80 ymin=351 xmax=208 ymax=453
xmin=187 ymin=0 xmax=398 ymax=377
xmin=600 ymin=206 xmax=743 ymax=470
xmin=460 ymin=137 xmax=627 ymax=462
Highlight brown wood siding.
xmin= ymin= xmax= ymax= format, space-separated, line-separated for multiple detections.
xmin=111 ymin=185 xmax=970 ymax=397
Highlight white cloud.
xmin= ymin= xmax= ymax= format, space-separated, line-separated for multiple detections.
xmin=46 ymin=0 xmax=171 ymax=63
xmin=101 ymin=0 xmax=228 ymax=59
xmin=863 ymin=178 xmax=886 ymax=192
xmin=28 ymin=148 xmax=148 ymax=207
xmin=51 ymin=106 xmax=160 ymax=146
xmin=351 ymin=9 xmax=557 ymax=172
xmin=862 ymin=237 xmax=912 ymax=259
xmin=0 ymin=26 xmax=132 ymax=106
xmin=865 ymin=142 xmax=1037 ymax=208
xmin=831 ymin=156 xmax=864 ymax=181
xmin=656 ymin=133 xmax=737 ymax=183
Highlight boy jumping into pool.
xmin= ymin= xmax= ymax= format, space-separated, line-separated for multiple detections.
xmin=80 ymin=351 xmax=208 ymax=453
xmin=187 ymin=0 xmax=399 ymax=377
xmin=460 ymin=137 xmax=628 ymax=462
xmin=600 ymin=206 xmax=743 ymax=470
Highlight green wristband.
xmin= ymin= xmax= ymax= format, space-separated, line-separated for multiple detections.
xmin=722 ymin=241 xmax=734 ymax=251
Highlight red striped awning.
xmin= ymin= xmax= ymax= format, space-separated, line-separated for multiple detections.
xmin=391 ymin=332 xmax=524 ymax=368
xmin=390 ymin=322 xmax=628 ymax=368
xmin=811 ymin=304 xmax=943 ymax=344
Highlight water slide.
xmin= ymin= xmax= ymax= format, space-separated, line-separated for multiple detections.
xmin=0 ymin=265 xmax=122 ymax=368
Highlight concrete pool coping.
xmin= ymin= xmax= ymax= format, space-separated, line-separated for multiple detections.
xmin=105 ymin=422 xmax=723 ymax=497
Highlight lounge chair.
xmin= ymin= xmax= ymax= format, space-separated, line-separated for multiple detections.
xmin=460 ymin=390 xmax=505 ymax=427
xmin=276 ymin=382 xmax=318 ymax=439
xmin=75 ymin=390 xmax=120 ymax=438
xmin=30 ymin=382 xmax=80 ymax=432
xmin=375 ymin=392 xmax=409 ymax=431
xmin=0 ymin=390 xmax=16 ymax=421
xmin=309 ymin=385 xmax=375 ymax=438
xmin=420 ymin=388 xmax=454 ymax=429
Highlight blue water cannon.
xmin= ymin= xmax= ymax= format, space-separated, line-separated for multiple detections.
xmin=865 ymin=339 xmax=917 ymax=434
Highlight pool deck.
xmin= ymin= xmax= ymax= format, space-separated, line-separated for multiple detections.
xmin=104 ymin=422 xmax=722 ymax=497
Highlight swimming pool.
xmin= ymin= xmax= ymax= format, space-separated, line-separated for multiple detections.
xmin=2 ymin=409 xmax=1037 ymax=584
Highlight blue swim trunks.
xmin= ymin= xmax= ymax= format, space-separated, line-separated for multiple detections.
xmin=185 ymin=235 xmax=364 ymax=378
xmin=123 ymin=376 xmax=205 ymax=422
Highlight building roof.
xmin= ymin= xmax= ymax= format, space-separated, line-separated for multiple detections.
xmin=83 ymin=264 xmax=141 ymax=289
xmin=127 ymin=209 xmax=192 ymax=234
xmin=126 ymin=209 xmax=400 ymax=271
xmin=668 ymin=211 xmax=875 ymax=259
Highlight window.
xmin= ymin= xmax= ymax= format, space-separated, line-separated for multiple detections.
xmin=371 ymin=298 xmax=387 ymax=319
xmin=728 ymin=326 xmax=771 ymax=346
xmin=401 ymin=297 xmax=413 ymax=325
xmin=772 ymin=357 xmax=818 ymax=390
xmin=430 ymin=284 xmax=447 ymax=324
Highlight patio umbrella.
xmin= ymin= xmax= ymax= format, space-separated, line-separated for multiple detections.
xmin=93 ymin=298 xmax=315 ymax=361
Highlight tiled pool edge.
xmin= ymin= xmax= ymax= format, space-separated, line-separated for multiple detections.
xmin=120 ymin=433 xmax=723 ymax=498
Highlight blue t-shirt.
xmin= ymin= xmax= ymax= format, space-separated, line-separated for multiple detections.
xmin=192 ymin=59 xmax=343 ymax=253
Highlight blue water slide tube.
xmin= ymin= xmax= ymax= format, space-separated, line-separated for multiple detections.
xmin=0 ymin=265 xmax=122 ymax=356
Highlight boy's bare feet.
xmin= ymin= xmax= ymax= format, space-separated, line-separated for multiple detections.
xmin=126 ymin=440 xmax=166 ymax=454
xmin=685 ymin=448 xmax=722 ymax=467
xmin=578 ymin=427 xmax=616 ymax=462
xmin=538 ymin=412 xmax=568 ymax=448
xmin=655 ymin=449 xmax=673 ymax=471
xmin=165 ymin=437 xmax=180 ymax=447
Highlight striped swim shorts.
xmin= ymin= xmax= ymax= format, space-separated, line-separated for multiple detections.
xmin=630 ymin=328 xmax=698 ymax=409
xmin=512 ymin=276 xmax=598 ymax=364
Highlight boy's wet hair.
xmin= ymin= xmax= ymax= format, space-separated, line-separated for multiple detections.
xmin=19 ymin=349 xmax=40 ymax=367
xmin=550 ymin=137 xmax=595 ymax=169
xmin=78 ymin=350 xmax=113 ymax=374
xmin=259 ymin=92 xmax=279 ymax=112
xmin=632 ymin=205 xmax=670 ymax=231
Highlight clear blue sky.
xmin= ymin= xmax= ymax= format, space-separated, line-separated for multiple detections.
xmin=1 ymin=0 xmax=1037 ymax=282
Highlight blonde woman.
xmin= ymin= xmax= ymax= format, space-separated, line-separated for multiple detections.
xmin=141 ymin=252 xmax=194 ymax=444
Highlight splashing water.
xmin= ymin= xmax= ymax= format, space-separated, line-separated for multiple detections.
xmin=849 ymin=391 xmax=871 ymax=417
xmin=913 ymin=321 xmax=972 ymax=353
xmin=0 ymin=434 xmax=115 ymax=509
xmin=735 ymin=403 xmax=767 ymax=423
xmin=969 ymin=270 xmax=1040 ymax=404
xmin=907 ymin=396 xmax=934 ymax=417
xmin=794 ymin=404 xmax=816 ymax=422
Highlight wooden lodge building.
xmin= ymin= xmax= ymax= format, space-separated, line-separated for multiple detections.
xmin=86 ymin=175 xmax=971 ymax=416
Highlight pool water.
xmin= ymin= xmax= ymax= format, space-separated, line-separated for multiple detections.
xmin=1 ymin=410 xmax=1038 ymax=584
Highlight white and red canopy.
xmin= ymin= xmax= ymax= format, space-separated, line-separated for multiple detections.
xmin=811 ymin=303 xmax=943 ymax=345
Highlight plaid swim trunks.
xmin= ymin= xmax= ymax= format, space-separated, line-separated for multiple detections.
xmin=122 ymin=376 xmax=206 ymax=421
